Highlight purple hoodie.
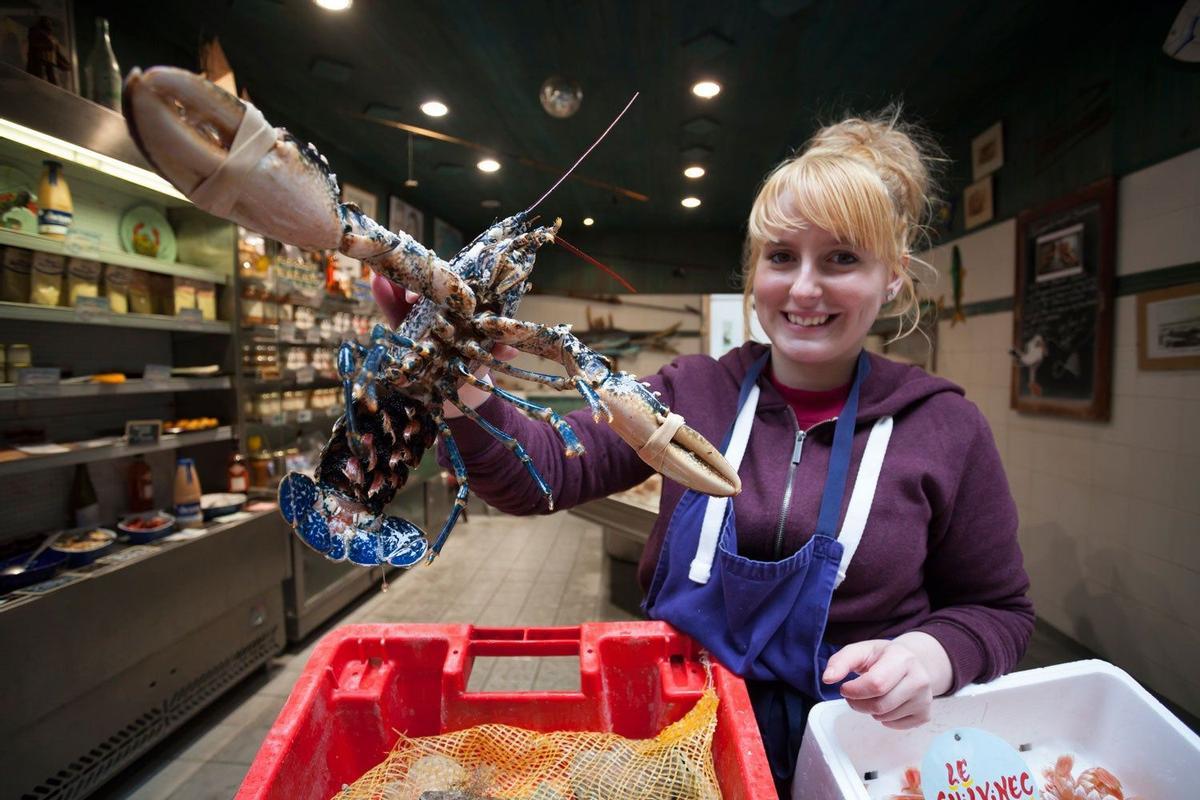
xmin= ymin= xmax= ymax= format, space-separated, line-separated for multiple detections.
xmin=441 ymin=342 xmax=1034 ymax=693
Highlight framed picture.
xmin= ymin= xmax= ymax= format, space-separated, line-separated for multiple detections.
xmin=433 ymin=217 xmax=463 ymax=260
xmin=388 ymin=195 xmax=425 ymax=243
xmin=0 ymin=0 xmax=77 ymax=93
xmin=964 ymin=175 xmax=994 ymax=230
xmin=340 ymin=181 xmax=377 ymax=221
xmin=971 ymin=121 xmax=1004 ymax=180
xmin=1137 ymin=283 xmax=1200 ymax=371
xmin=1011 ymin=178 xmax=1115 ymax=420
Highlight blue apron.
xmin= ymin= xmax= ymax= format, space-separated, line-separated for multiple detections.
xmin=643 ymin=350 xmax=893 ymax=793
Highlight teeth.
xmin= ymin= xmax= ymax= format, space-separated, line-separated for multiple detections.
xmin=786 ymin=313 xmax=830 ymax=327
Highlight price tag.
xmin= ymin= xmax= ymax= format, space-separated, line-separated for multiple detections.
xmin=63 ymin=228 xmax=102 ymax=259
xmin=16 ymin=367 xmax=61 ymax=386
xmin=143 ymin=363 xmax=172 ymax=383
xmin=296 ymin=367 xmax=315 ymax=385
xmin=269 ymin=413 xmax=286 ymax=426
xmin=919 ymin=728 xmax=1038 ymax=800
xmin=125 ymin=419 xmax=162 ymax=445
xmin=297 ymin=409 xmax=314 ymax=423
xmin=73 ymin=294 xmax=111 ymax=319
xmin=177 ymin=308 xmax=204 ymax=329
xmin=306 ymin=328 xmax=321 ymax=344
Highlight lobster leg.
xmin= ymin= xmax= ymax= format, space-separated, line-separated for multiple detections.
xmin=428 ymin=410 xmax=470 ymax=561
xmin=457 ymin=339 xmax=610 ymax=422
xmin=452 ymin=362 xmax=585 ymax=457
xmin=474 ymin=315 xmax=741 ymax=497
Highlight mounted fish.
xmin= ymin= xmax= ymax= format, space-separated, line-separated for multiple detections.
xmin=121 ymin=67 xmax=739 ymax=568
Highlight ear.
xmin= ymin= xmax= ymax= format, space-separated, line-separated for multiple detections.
xmin=885 ymin=274 xmax=904 ymax=302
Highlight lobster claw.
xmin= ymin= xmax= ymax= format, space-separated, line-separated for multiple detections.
xmin=595 ymin=374 xmax=741 ymax=498
xmin=279 ymin=473 xmax=428 ymax=567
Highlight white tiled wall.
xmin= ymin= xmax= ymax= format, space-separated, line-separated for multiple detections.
xmin=919 ymin=148 xmax=1200 ymax=717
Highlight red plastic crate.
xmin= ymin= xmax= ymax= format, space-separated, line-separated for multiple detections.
xmin=238 ymin=621 xmax=775 ymax=799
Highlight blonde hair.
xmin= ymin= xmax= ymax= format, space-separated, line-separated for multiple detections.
xmin=742 ymin=106 xmax=945 ymax=341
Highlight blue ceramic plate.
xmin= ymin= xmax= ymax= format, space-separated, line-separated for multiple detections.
xmin=50 ymin=528 xmax=117 ymax=567
xmin=117 ymin=511 xmax=176 ymax=544
xmin=0 ymin=548 xmax=68 ymax=593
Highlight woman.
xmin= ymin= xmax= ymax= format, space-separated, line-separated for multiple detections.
xmin=374 ymin=110 xmax=1034 ymax=795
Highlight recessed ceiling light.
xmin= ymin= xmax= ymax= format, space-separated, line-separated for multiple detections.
xmin=314 ymin=0 xmax=352 ymax=10
xmin=583 ymin=217 xmax=594 ymax=226
xmin=683 ymin=165 xmax=706 ymax=179
xmin=691 ymin=80 xmax=721 ymax=99
xmin=681 ymin=196 xmax=701 ymax=208
xmin=477 ymin=158 xmax=501 ymax=173
xmin=420 ymin=100 xmax=448 ymax=117
xmin=481 ymin=199 xmax=501 ymax=208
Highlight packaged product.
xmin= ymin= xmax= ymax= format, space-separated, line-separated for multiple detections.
xmin=1 ymin=246 xmax=32 ymax=302
xmin=66 ymin=258 xmax=102 ymax=305
xmin=195 ymin=280 xmax=216 ymax=320
xmin=103 ymin=264 xmax=131 ymax=314
xmin=129 ymin=269 xmax=153 ymax=314
xmin=30 ymin=251 xmax=65 ymax=306
xmin=168 ymin=276 xmax=196 ymax=315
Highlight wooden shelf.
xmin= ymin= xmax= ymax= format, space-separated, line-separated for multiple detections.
xmin=0 ymin=377 xmax=231 ymax=401
xmin=0 ymin=426 xmax=235 ymax=476
xmin=0 ymin=301 xmax=231 ymax=334
xmin=0 ymin=229 xmax=228 ymax=285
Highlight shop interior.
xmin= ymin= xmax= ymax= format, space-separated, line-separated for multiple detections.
xmin=1 ymin=1 xmax=1199 ymax=798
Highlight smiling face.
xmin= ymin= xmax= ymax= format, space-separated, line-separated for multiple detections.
xmin=753 ymin=221 xmax=900 ymax=390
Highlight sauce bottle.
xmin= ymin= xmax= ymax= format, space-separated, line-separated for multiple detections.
xmin=128 ymin=455 xmax=154 ymax=512
xmin=37 ymin=160 xmax=73 ymax=240
xmin=173 ymin=457 xmax=203 ymax=528
xmin=227 ymin=451 xmax=249 ymax=493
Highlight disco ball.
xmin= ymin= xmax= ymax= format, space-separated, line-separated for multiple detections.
xmin=539 ymin=76 xmax=583 ymax=118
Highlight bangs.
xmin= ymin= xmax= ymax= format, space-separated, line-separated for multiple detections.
xmin=748 ymin=156 xmax=902 ymax=263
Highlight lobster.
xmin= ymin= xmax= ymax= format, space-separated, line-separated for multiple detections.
xmin=122 ymin=67 xmax=740 ymax=568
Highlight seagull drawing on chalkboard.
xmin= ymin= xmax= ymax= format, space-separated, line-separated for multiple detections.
xmin=1010 ymin=334 xmax=1047 ymax=396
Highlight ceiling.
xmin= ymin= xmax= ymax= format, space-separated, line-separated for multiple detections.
xmin=93 ymin=0 xmax=1106 ymax=238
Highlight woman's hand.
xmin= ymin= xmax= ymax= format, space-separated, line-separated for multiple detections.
xmin=370 ymin=275 xmax=517 ymax=418
xmin=821 ymin=632 xmax=953 ymax=730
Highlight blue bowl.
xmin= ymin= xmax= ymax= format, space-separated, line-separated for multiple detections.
xmin=0 ymin=548 xmax=68 ymax=593
xmin=50 ymin=528 xmax=117 ymax=567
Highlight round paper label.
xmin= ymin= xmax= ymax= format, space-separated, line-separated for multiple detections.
xmin=920 ymin=727 xmax=1039 ymax=800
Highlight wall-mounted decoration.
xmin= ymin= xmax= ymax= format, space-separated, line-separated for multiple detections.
xmin=971 ymin=121 xmax=1004 ymax=179
xmin=1137 ymin=282 xmax=1200 ymax=370
xmin=1011 ymin=178 xmax=1115 ymax=420
xmin=340 ymin=182 xmax=377 ymax=221
xmin=433 ymin=217 xmax=463 ymax=260
xmin=963 ymin=175 xmax=994 ymax=230
xmin=0 ymin=1 xmax=77 ymax=92
xmin=388 ymin=195 xmax=424 ymax=243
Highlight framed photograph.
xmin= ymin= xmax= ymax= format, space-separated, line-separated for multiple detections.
xmin=1011 ymin=178 xmax=1116 ymax=420
xmin=340 ymin=181 xmax=377 ymax=221
xmin=388 ymin=195 xmax=425 ymax=243
xmin=433 ymin=217 xmax=463 ymax=260
xmin=963 ymin=175 xmax=994 ymax=230
xmin=1137 ymin=283 xmax=1200 ymax=371
xmin=0 ymin=0 xmax=77 ymax=93
xmin=971 ymin=121 xmax=1004 ymax=180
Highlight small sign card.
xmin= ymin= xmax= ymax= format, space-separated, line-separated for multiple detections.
xmin=16 ymin=367 xmax=61 ymax=386
xmin=63 ymin=228 xmax=102 ymax=259
xmin=143 ymin=363 xmax=172 ymax=383
xmin=73 ymin=294 xmax=111 ymax=318
xmin=920 ymin=728 xmax=1038 ymax=800
xmin=296 ymin=367 xmax=315 ymax=385
xmin=279 ymin=322 xmax=296 ymax=342
xmin=306 ymin=328 xmax=321 ymax=344
xmin=125 ymin=419 xmax=162 ymax=445
xmin=296 ymin=409 xmax=313 ymax=423
xmin=178 ymin=307 xmax=204 ymax=325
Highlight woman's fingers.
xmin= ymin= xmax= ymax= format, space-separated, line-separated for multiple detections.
xmin=371 ymin=275 xmax=519 ymax=362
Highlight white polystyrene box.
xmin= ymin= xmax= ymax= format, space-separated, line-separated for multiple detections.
xmin=795 ymin=660 xmax=1200 ymax=799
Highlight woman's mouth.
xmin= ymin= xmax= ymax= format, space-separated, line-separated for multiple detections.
xmin=784 ymin=312 xmax=838 ymax=328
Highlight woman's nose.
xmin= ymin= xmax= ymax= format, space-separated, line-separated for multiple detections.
xmin=789 ymin=264 xmax=822 ymax=301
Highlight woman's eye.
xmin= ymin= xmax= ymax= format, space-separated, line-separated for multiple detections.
xmin=830 ymin=251 xmax=859 ymax=266
xmin=766 ymin=251 xmax=791 ymax=264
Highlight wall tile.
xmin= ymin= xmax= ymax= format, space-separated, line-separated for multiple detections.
xmin=1130 ymin=447 xmax=1178 ymax=505
xmin=1091 ymin=441 xmax=1134 ymax=493
xmin=1117 ymin=148 xmax=1200 ymax=224
xmin=1113 ymin=345 xmax=1138 ymax=397
xmin=1129 ymin=396 xmax=1184 ymax=453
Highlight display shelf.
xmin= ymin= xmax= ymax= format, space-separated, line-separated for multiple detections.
xmin=0 ymin=301 xmax=231 ymax=333
xmin=0 ymin=228 xmax=228 ymax=285
xmin=0 ymin=426 xmax=235 ymax=477
xmin=0 ymin=376 xmax=231 ymax=401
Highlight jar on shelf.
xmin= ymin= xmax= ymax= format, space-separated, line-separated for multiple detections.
xmin=241 ymin=282 xmax=266 ymax=325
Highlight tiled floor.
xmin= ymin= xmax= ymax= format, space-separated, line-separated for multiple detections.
xmin=93 ymin=507 xmax=1196 ymax=798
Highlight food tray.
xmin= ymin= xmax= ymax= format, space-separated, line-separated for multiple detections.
xmin=795 ymin=659 xmax=1200 ymax=799
xmin=237 ymin=622 xmax=774 ymax=799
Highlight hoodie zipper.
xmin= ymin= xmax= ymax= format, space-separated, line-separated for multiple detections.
xmin=773 ymin=414 xmax=838 ymax=559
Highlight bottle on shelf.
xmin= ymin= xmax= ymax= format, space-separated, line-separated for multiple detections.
xmin=83 ymin=17 xmax=121 ymax=111
xmin=69 ymin=464 xmax=100 ymax=529
xmin=227 ymin=451 xmax=249 ymax=493
xmin=128 ymin=455 xmax=154 ymax=512
xmin=173 ymin=457 xmax=203 ymax=528
xmin=37 ymin=160 xmax=73 ymax=240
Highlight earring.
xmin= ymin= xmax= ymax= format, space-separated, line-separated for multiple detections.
xmin=885 ymin=288 xmax=897 ymax=302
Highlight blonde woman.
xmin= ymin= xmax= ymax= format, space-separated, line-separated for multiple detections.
xmin=374 ymin=110 xmax=1033 ymax=796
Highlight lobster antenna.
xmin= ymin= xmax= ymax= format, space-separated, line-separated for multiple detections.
xmin=556 ymin=234 xmax=637 ymax=294
xmin=524 ymin=92 xmax=639 ymax=215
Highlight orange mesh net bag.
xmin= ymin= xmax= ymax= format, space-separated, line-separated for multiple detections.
xmin=336 ymin=680 xmax=722 ymax=800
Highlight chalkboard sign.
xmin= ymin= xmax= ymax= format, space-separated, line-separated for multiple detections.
xmin=1011 ymin=178 xmax=1115 ymax=420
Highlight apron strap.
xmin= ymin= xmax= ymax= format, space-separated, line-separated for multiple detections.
xmin=637 ymin=412 xmax=686 ymax=472
xmin=688 ymin=383 xmax=761 ymax=583
xmin=834 ymin=415 xmax=893 ymax=588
